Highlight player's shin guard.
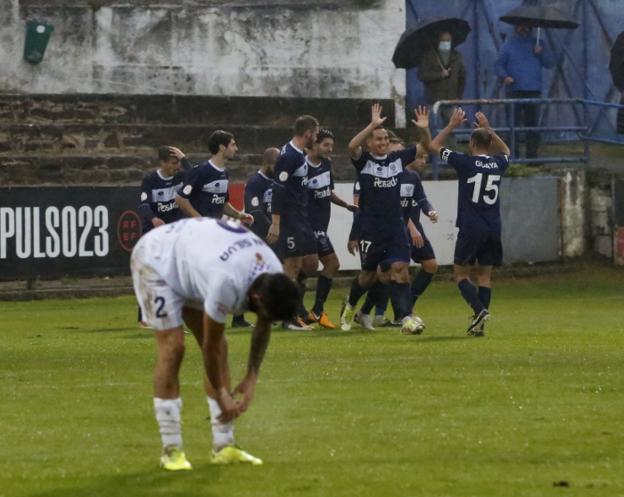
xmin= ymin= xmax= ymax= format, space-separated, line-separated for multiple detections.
xmin=411 ymin=270 xmax=434 ymax=306
xmin=154 ymin=397 xmax=183 ymax=449
xmin=312 ymin=275 xmax=333 ymax=316
xmin=389 ymin=282 xmax=411 ymax=320
xmin=478 ymin=286 xmax=491 ymax=310
xmin=457 ymin=279 xmax=485 ymax=315
xmin=348 ymin=277 xmax=368 ymax=307
xmin=207 ymin=397 xmax=235 ymax=451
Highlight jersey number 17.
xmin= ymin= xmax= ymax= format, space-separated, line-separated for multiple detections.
xmin=466 ymin=173 xmax=501 ymax=205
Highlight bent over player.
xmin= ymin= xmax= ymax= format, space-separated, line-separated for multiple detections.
xmin=427 ymin=108 xmax=510 ymax=336
xmin=131 ymin=218 xmax=299 ymax=470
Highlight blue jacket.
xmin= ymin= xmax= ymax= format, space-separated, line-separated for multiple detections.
xmin=495 ymin=34 xmax=555 ymax=93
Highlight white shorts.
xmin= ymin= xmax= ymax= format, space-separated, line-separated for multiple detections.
xmin=131 ymin=238 xmax=187 ymax=331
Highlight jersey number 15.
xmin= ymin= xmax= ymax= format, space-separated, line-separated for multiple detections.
xmin=467 ymin=173 xmax=501 ymax=205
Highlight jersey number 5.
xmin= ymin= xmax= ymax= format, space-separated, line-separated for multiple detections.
xmin=467 ymin=173 xmax=501 ymax=205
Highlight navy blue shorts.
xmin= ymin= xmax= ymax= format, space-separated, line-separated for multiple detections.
xmin=358 ymin=228 xmax=410 ymax=272
xmin=313 ymin=230 xmax=335 ymax=258
xmin=411 ymin=236 xmax=436 ymax=262
xmin=454 ymin=228 xmax=503 ymax=267
xmin=277 ymin=213 xmax=317 ymax=258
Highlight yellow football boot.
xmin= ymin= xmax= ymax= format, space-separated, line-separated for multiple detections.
xmin=160 ymin=447 xmax=192 ymax=471
xmin=211 ymin=445 xmax=263 ymax=465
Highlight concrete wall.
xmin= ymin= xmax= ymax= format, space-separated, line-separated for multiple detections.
xmin=0 ymin=0 xmax=407 ymax=123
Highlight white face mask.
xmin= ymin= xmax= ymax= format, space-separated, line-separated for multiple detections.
xmin=438 ymin=41 xmax=452 ymax=52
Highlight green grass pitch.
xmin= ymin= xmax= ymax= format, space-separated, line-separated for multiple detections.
xmin=1 ymin=264 xmax=623 ymax=497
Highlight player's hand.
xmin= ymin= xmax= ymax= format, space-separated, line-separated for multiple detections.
xmin=503 ymin=76 xmax=514 ymax=86
xmin=152 ymin=217 xmax=166 ymax=228
xmin=168 ymin=146 xmax=185 ymax=159
xmin=370 ymin=103 xmax=387 ymax=127
xmin=442 ymin=68 xmax=451 ymax=78
xmin=427 ymin=210 xmax=439 ymax=223
xmin=217 ymin=390 xmax=241 ymax=423
xmin=239 ymin=213 xmax=254 ymax=225
xmin=410 ymin=229 xmax=424 ymax=248
xmin=266 ymin=223 xmax=279 ymax=244
xmin=233 ymin=375 xmax=257 ymax=413
xmin=448 ymin=107 xmax=467 ymax=129
xmin=347 ymin=239 xmax=359 ymax=255
xmin=411 ymin=106 xmax=430 ymax=129
xmin=346 ymin=204 xmax=358 ymax=213
xmin=474 ymin=112 xmax=491 ymax=130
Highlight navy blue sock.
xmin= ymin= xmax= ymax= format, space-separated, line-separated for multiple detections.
xmin=411 ymin=270 xmax=434 ymax=306
xmin=297 ymin=278 xmax=307 ymax=317
xmin=375 ymin=286 xmax=389 ymax=316
xmin=360 ymin=294 xmax=376 ymax=315
xmin=348 ymin=277 xmax=369 ymax=307
xmin=312 ymin=275 xmax=333 ymax=315
xmin=458 ymin=279 xmax=485 ymax=315
xmin=389 ymin=282 xmax=411 ymax=320
xmin=478 ymin=286 xmax=491 ymax=310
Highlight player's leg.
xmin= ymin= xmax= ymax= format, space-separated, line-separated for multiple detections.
xmin=453 ymin=229 xmax=489 ymax=334
xmin=388 ymin=260 xmax=423 ymax=334
xmin=131 ymin=245 xmax=191 ymax=470
xmin=310 ymin=236 xmax=339 ymax=328
xmin=341 ymin=269 xmax=376 ymax=331
xmin=410 ymin=235 xmax=438 ymax=310
xmin=182 ymin=307 xmax=261 ymax=465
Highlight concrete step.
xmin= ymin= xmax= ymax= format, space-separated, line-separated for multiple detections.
xmin=0 ymin=123 xmax=366 ymax=154
xmin=0 ymin=94 xmax=396 ymax=128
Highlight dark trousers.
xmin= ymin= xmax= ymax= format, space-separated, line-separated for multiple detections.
xmin=617 ymin=96 xmax=624 ymax=135
xmin=508 ymin=90 xmax=541 ymax=159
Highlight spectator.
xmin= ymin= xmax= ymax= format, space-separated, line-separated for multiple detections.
xmin=609 ymin=31 xmax=624 ymax=134
xmin=495 ymin=23 xmax=555 ymax=159
xmin=417 ymin=30 xmax=466 ymax=146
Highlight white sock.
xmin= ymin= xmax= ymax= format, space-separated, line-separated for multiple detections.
xmin=207 ymin=397 xmax=235 ymax=450
xmin=154 ymin=397 xmax=183 ymax=449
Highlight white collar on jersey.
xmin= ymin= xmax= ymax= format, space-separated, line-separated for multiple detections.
xmin=305 ymin=156 xmax=322 ymax=168
xmin=289 ymin=140 xmax=304 ymax=154
xmin=208 ymin=160 xmax=225 ymax=172
xmin=370 ymin=153 xmax=388 ymax=160
xmin=157 ymin=169 xmax=174 ymax=180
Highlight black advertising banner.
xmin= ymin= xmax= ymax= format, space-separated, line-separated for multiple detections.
xmin=0 ymin=187 xmax=142 ymax=280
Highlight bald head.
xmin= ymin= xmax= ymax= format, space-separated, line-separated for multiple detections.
xmin=262 ymin=147 xmax=280 ymax=175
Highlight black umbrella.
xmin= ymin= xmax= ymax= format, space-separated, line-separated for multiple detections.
xmin=610 ymin=31 xmax=624 ymax=91
xmin=392 ymin=17 xmax=471 ymax=69
xmin=500 ymin=4 xmax=579 ymax=46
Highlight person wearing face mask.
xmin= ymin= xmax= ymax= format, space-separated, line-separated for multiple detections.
xmin=417 ymin=31 xmax=466 ymax=146
xmin=495 ymin=23 xmax=555 ymax=159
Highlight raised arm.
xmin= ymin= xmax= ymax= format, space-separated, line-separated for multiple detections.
xmin=412 ymin=105 xmax=432 ymax=150
xmin=348 ymin=103 xmax=386 ymax=159
xmin=474 ymin=112 xmax=511 ymax=156
xmin=428 ymin=107 xmax=467 ymax=155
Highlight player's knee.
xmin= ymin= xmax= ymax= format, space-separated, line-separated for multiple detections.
xmin=302 ymin=255 xmax=319 ymax=276
xmin=423 ymin=259 xmax=438 ymax=274
xmin=358 ymin=271 xmax=377 ymax=287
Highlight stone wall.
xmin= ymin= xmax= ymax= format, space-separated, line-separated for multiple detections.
xmin=0 ymin=0 xmax=407 ymax=124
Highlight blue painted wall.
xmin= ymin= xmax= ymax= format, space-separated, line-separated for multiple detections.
xmin=404 ymin=0 xmax=624 ymax=139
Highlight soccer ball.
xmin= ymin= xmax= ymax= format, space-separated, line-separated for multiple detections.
xmin=400 ymin=315 xmax=425 ymax=335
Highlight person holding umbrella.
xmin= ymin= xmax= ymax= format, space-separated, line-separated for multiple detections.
xmin=494 ymin=22 xmax=555 ymax=160
xmin=417 ymin=30 xmax=466 ymax=146
xmin=609 ymin=31 xmax=624 ymax=134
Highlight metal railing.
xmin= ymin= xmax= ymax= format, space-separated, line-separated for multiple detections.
xmin=429 ymin=97 xmax=624 ymax=179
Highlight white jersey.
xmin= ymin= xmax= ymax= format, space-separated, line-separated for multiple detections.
xmin=135 ymin=217 xmax=282 ymax=323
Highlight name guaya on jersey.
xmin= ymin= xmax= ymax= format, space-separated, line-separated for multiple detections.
xmin=0 ymin=206 xmax=109 ymax=259
xmin=475 ymin=160 xmax=499 ymax=169
xmin=373 ymin=176 xmax=398 ymax=188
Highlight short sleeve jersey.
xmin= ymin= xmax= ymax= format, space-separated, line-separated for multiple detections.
xmin=440 ymin=148 xmax=509 ymax=231
xmin=179 ymin=160 xmax=229 ymax=218
xmin=399 ymin=169 xmax=433 ymax=226
xmin=306 ymin=157 xmax=334 ymax=232
xmin=244 ymin=171 xmax=273 ymax=218
xmin=139 ymin=218 xmax=283 ymax=323
xmin=272 ymin=141 xmax=309 ymax=217
xmin=138 ymin=170 xmax=186 ymax=229
xmin=352 ymin=146 xmax=417 ymax=239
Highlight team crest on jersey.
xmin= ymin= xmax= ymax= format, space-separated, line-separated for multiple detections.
xmin=279 ymin=171 xmax=289 ymax=182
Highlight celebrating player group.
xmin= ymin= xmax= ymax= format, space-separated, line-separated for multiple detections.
xmin=132 ymin=103 xmax=509 ymax=470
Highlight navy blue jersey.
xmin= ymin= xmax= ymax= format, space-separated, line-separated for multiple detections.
xmin=306 ymin=157 xmax=334 ymax=232
xmin=138 ymin=158 xmax=192 ymax=231
xmin=272 ymin=141 xmax=309 ymax=217
xmin=244 ymin=170 xmax=273 ymax=239
xmin=352 ymin=146 xmax=417 ymax=239
xmin=440 ymin=148 xmax=509 ymax=231
xmin=179 ymin=160 xmax=229 ymax=218
xmin=399 ymin=169 xmax=433 ymax=226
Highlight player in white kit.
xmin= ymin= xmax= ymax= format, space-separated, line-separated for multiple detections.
xmin=131 ymin=217 xmax=299 ymax=470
